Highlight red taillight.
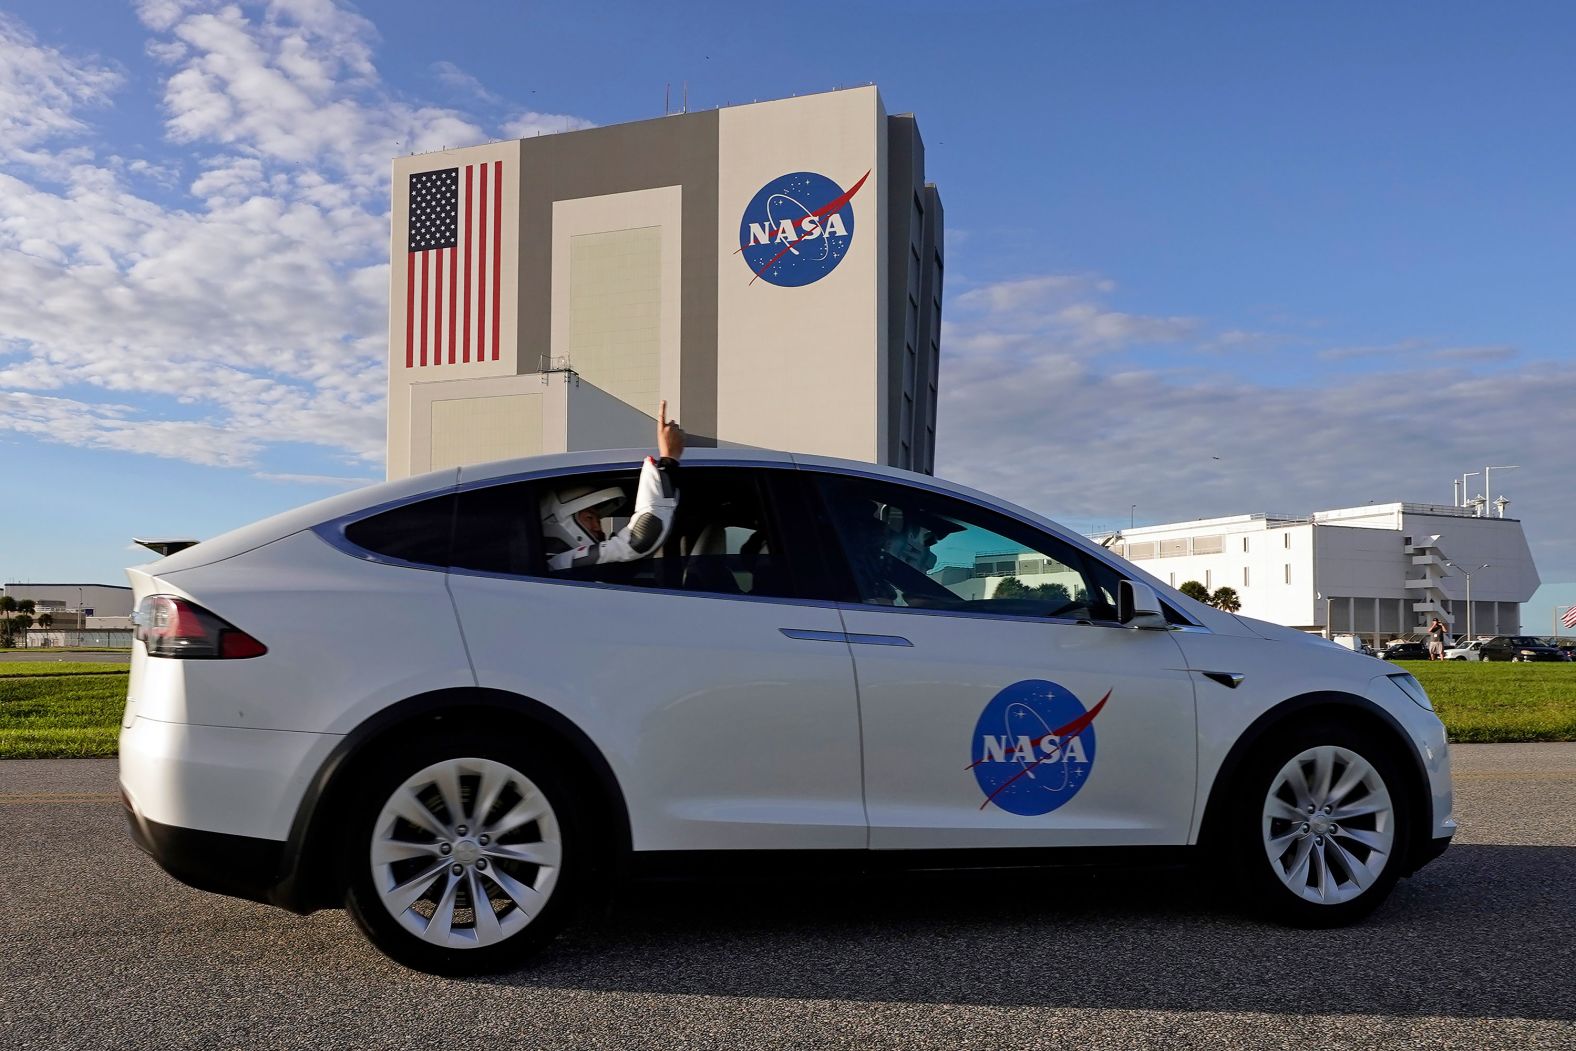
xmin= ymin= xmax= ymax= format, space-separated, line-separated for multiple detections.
xmin=134 ymin=595 xmax=268 ymax=660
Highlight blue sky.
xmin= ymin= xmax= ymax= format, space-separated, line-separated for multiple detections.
xmin=2 ymin=0 xmax=1573 ymax=626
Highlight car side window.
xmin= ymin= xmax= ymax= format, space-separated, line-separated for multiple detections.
xmin=812 ymin=473 xmax=1123 ymax=622
xmin=451 ymin=481 xmax=539 ymax=576
xmin=666 ymin=468 xmax=795 ymax=599
xmin=343 ymin=494 xmax=456 ymax=567
xmin=449 ymin=465 xmax=795 ymax=597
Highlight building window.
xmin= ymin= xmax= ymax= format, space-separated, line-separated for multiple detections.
xmin=1205 ymin=569 xmax=1213 ymax=589
xmin=1243 ymin=567 xmax=1250 ymax=587
xmin=1284 ymin=533 xmax=1291 ymax=549
xmin=1242 ymin=537 xmax=1250 ymax=553
xmin=1169 ymin=572 xmax=1176 ymax=586
xmin=1284 ymin=564 xmax=1291 ymax=584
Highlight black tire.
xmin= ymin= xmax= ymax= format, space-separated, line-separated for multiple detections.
xmin=342 ymin=734 xmax=583 ymax=975
xmin=1226 ymin=720 xmax=1411 ymax=928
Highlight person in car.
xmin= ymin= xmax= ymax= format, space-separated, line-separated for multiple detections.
xmin=539 ymin=401 xmax=684 ymax=571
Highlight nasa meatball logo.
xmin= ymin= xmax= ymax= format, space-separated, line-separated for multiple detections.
xmin=967 ymin=680 xmax=1110 ymax=816
xmin=737 ymin=169 xmax=869 ymax=286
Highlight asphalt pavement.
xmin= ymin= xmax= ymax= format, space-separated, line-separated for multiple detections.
xmin=1 ymin=744 xmax=1573 ymax=1049
xmin=0 ymin=649 xmax=131 ymax=663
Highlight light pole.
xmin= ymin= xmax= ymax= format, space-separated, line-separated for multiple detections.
xmin=1445 ymin=562 xmax=1491 ymax=642
xmin=1483 ymin=465 xmax=1518 ymax=518
xmin=1130 ymin=505 xmax=1136 ymax=529
xmin=1460 ymin=471 xmax=1479 ymax=510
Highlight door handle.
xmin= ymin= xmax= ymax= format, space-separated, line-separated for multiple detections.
xmin=780 ymin=628 xmax=848 ymax=643
xmin=846 ymin=633 xmax=913 ymax=648
xmin=779 ymin=628 xmax=913 ymax=648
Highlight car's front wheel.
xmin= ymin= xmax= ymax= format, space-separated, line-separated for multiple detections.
xmin=343 ymin=738 xmax=578 ymax=974
xmin=1229 ymin=723 xmax=1410 ymax=927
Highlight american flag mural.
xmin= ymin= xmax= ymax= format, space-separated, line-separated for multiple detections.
xmin=1563 ymin=604 xmax=1576 ymax=630
xmin=405 ymin=160 xmax=504 ymax=367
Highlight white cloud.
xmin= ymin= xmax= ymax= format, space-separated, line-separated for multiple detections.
xmin=949 ymin=274 xmax=1196 ymax=355
xmin=938 ymin=274 xmax=1576 ymax=584
xmin=0 ymin=3 xmax=591 ymax=480
xmin=0 ymin=14 xmax=123 ymax=181
xmin=501 ymin=110 xmax=597 ymax=139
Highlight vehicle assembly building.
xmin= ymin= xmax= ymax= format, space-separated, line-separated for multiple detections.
xmin=387 ymin=85 xmax=942 ymax=480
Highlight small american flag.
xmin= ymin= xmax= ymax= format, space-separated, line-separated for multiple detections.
xmin=1563 ymin=604 xmax=1576 ymax=630
xmin=405 ymin=161 xmax=503 ymax=367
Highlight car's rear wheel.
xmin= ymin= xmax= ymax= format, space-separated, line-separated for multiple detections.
xmin=343 ymin=738 xmax=578 ymax=974
xmin=1229 ymin=723 xmax=1410 ymax=927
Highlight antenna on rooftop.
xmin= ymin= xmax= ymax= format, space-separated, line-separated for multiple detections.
xmin=682 ymin=81 xmax=688 ymax=114
xmin=664 ymin=82 xmax=670 ymax=116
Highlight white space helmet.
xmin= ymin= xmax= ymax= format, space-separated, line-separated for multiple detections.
xmin=540 ymin=484 xmax=626 ymax=550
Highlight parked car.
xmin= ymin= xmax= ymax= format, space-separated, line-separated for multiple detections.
xmin=1544 ymin=640 xmax=1576 ymax=662
xmin=1380 ymin=641 xmax=1431 ymax=661
xmin=120 ymin=449 xmax=1455 ymax=974
xmin=1443 ymin=640 xmax=1486 ymax=661
xmin=1477 ymin=636 xmax=1567 ymax=662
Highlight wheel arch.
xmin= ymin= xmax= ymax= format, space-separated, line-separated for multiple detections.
xmin=1195 ymin=691 xmax=1434 ymax=873
xmin=269 ymin=687 xmax=631 ymax=913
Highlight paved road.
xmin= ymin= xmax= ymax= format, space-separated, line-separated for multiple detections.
xmin=1 ymin=745 xmax=1573 ymax=1049
xmin=0 ymin=649 xmax=130 ymax=663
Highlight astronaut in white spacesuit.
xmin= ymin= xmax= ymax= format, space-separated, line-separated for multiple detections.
xmin=539 ymin=400 xmax=685 ymax=572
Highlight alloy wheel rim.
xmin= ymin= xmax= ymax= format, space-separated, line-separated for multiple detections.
xmin=1262 ymin=745 xmax=1394 ymax=905
xmin=370 ymin=757 xmax=562 ymax=948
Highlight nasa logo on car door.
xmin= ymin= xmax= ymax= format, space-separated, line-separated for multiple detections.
xmin=968 ymin=679 xmax=1109 ymax=816
xmin=737 ymin=170 xmax=869 ymax=287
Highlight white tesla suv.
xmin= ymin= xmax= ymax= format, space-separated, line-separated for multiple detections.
xmin=120 ymin=449 xmax=1454 ymax=974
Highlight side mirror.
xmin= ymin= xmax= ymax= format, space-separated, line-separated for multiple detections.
xmin=1118 ymin=580 xmax=1170 ymax=630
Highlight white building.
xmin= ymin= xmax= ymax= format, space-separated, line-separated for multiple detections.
xmin=1080 ymin=502 xmax=1539 ymax=643
xmin=1 ymin=583 xmax=132 ymax=621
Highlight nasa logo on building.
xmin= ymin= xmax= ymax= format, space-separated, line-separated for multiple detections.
xmin=737 ymin=170 xmax=869 ymax=287
xmin=967 ymin=679 xmax=1108 ymax=815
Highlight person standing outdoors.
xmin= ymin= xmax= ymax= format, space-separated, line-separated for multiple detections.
xmin=1427 ymin=616 xmax=1448 ymax=660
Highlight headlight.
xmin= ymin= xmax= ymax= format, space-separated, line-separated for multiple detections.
xmin=1389 ymin=672 xmax=1433 ymax=712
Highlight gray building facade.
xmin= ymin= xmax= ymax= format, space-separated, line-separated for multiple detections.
xmin=387 ymin=86 xmax=942 ymax=478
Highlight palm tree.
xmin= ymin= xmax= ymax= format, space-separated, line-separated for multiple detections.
xmin=12 ymin=613 xmax=33 ymax=647
xmin=38 ymin=613 xmax=53 ymax=630
xmin=0 ymin=595 xmax=13 ymax=647
xmin=1178 ymin=580 xmax=1211 ymax=604
xmin=1210 ymin=586 xmax=1242 ymax=613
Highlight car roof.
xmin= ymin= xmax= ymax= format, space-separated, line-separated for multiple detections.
xmin=131 ymin=446 xmax=1228 ymax=630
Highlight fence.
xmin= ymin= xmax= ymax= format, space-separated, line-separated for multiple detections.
xmin=16 ymin=629 xmax=133 ymax=649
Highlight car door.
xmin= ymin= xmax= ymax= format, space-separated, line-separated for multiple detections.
xmin=807 ymin=471 xmax=1198 ymax=850
xmin=445 ymin=462 xmax=865 ymax=852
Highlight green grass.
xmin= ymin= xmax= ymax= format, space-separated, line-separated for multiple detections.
xmin=1393 ymin=660 xmax=1576 ymax=742
xmin=2 ymin=659 xmax=1573 ymax=760
xmin=0 ymin=662 xmax=130 ymax=678
xmin=0 ymin=669 xmax=127 ymax=758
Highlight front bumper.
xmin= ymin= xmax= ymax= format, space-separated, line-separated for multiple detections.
xmin=1406 ymin=833 xmax=1453 ymax=875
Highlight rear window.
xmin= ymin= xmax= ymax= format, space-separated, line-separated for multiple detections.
xmin=342 ymin=494 xmax=456 ymax=567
